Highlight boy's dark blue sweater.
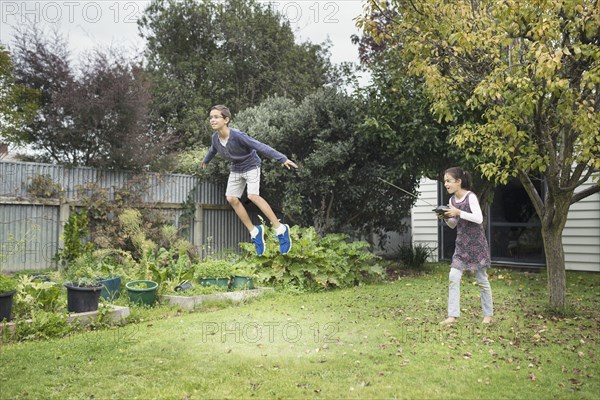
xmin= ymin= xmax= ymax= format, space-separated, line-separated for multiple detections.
xmin=203 ymin=128 xmax=287 ymax=173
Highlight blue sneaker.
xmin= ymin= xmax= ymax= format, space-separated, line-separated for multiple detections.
xmin=277 ymin=224 xmax=292 ymax=254
xmin=252 ymin=225 xmax=265 ymax=256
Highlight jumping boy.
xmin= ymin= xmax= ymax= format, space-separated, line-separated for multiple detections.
xmin=201 ymin=105 xmax=298 ymax=256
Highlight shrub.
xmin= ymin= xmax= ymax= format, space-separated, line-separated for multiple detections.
xmin=240 ymin=226 xmax=383 ymax=291
xmin=54 ymin=207 xmax=95 ymax=268
xmin=396 ymin=243 xmax=433 ymax=270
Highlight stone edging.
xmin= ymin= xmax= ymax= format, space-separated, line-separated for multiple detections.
xmin=161 ymin=288 xmax=273 ymax=310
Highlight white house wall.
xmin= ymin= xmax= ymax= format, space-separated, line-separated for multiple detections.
xmin=563 ymin=180 xmax=600 ymax=272
xmin=411 ymin=177 xmax=600 ymax=272
xmin=411 ymin=177 xmax=439 ymax=261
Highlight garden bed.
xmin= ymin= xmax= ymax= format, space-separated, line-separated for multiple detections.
xmin=0 ymin=305 xmax=130 ymax=336
xmin=161 ymin=287 xmax=273 ymax=310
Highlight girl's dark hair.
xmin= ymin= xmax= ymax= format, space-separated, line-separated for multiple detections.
xmin=210 ymin=105 xmax=232 ymax=123
xmin=445 ymin=167 xmax=472 ymax=190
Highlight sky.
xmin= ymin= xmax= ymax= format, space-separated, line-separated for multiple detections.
xmin=0 ymin=0 xmax=367 ymax=68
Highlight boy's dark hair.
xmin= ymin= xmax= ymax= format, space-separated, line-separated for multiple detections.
xmin=210 ymin=105 xmax=232 ymax=123
xmin=445 ymin=167 xmax=472 ymax=190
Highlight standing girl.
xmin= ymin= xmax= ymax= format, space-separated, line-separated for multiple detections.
xmin=439 ymin=167 xmax=493 ymax=324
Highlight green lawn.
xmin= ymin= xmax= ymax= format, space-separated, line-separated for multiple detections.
xmin=1 ymin=264 xmax=598 ymax=399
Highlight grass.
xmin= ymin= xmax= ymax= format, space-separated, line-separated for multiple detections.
xmin=0 ymin=263 xmax=598 ymax=399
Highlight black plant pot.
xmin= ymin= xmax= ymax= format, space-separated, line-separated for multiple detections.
xmin=0 ymin=290 xmax=16 ymax=322
xmin=64 ymin=282 xmax=103 ymax=313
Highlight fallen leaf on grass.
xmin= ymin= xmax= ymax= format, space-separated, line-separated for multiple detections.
xmin=528 ymin=373 xmax=536 ymax=381
xmin=250 ymin=383 xmax=261 ymax=391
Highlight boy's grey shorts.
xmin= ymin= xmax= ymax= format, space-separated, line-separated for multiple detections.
xmin=226 ymin=167 xmax=261 ymax=198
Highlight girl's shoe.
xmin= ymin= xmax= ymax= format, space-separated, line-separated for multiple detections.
xmin=482 ymin=316 xmax=493 ymax=324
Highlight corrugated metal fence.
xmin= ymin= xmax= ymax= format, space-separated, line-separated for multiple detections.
xmin=0 ymin=161 xmax=256 ymax=272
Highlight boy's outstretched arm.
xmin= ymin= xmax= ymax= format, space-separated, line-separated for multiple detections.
xmin=283 ymin=159 xmax=298 ymax=169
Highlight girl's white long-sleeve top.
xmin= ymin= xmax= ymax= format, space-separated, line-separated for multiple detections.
xmin=445 ymin=191 xmax=483 ymax=229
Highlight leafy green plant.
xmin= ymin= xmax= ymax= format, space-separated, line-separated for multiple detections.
xmin=232 ymin=261 xmax=257 ymax=278
xmin=240 ymin=226 xmax=384 ymax=291
xmin=65 ymin=277 xmax=102 ymax=288
xmin=129 ymin=282 xmax=150 ymax=289
xmin=146 ymin=248 xmax=194 ymax=285
xmin=0 ymin=274 xmax=17 ymax=293
xmin=396 ymin=243 xmax=433 ymax=270
xmin=62 ymin=252 xmax=105 ymax=286
xmin=13 ymin=275 xmax=63 ymax=319
xmin=13 ymin=310 xmax=72 ymax=341
xmin=55 ymin=207 xmax=95 ymax=268
xmin=194 ymin=259 xmax=236 ymax=278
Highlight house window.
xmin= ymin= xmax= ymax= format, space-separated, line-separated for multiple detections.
xmin=439 ymin=179 xmax=545 ymax=265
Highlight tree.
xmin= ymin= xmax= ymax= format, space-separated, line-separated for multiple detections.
xmin=358 ymin=0 xmax=600 ymax=309
xmin=10 ymin=26 xmax=176 ymax=169
xmin=0 ymin=44 xmax=38 ymax=143
xmin=138 ymin=0 xmax=333 ymax=145
xmin=352 ymin=8 xmax=498 ymax=214
xmin=352 ymin=32 xmax=459 ymax=178
xmin=229 ymin=90 xmax=417 ymax=240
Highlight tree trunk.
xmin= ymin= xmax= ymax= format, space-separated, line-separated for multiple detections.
xmin=519 ymin=171 xmax=571 ymax=311
xmin=540 ymin=225 xmax=567 ymax=310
